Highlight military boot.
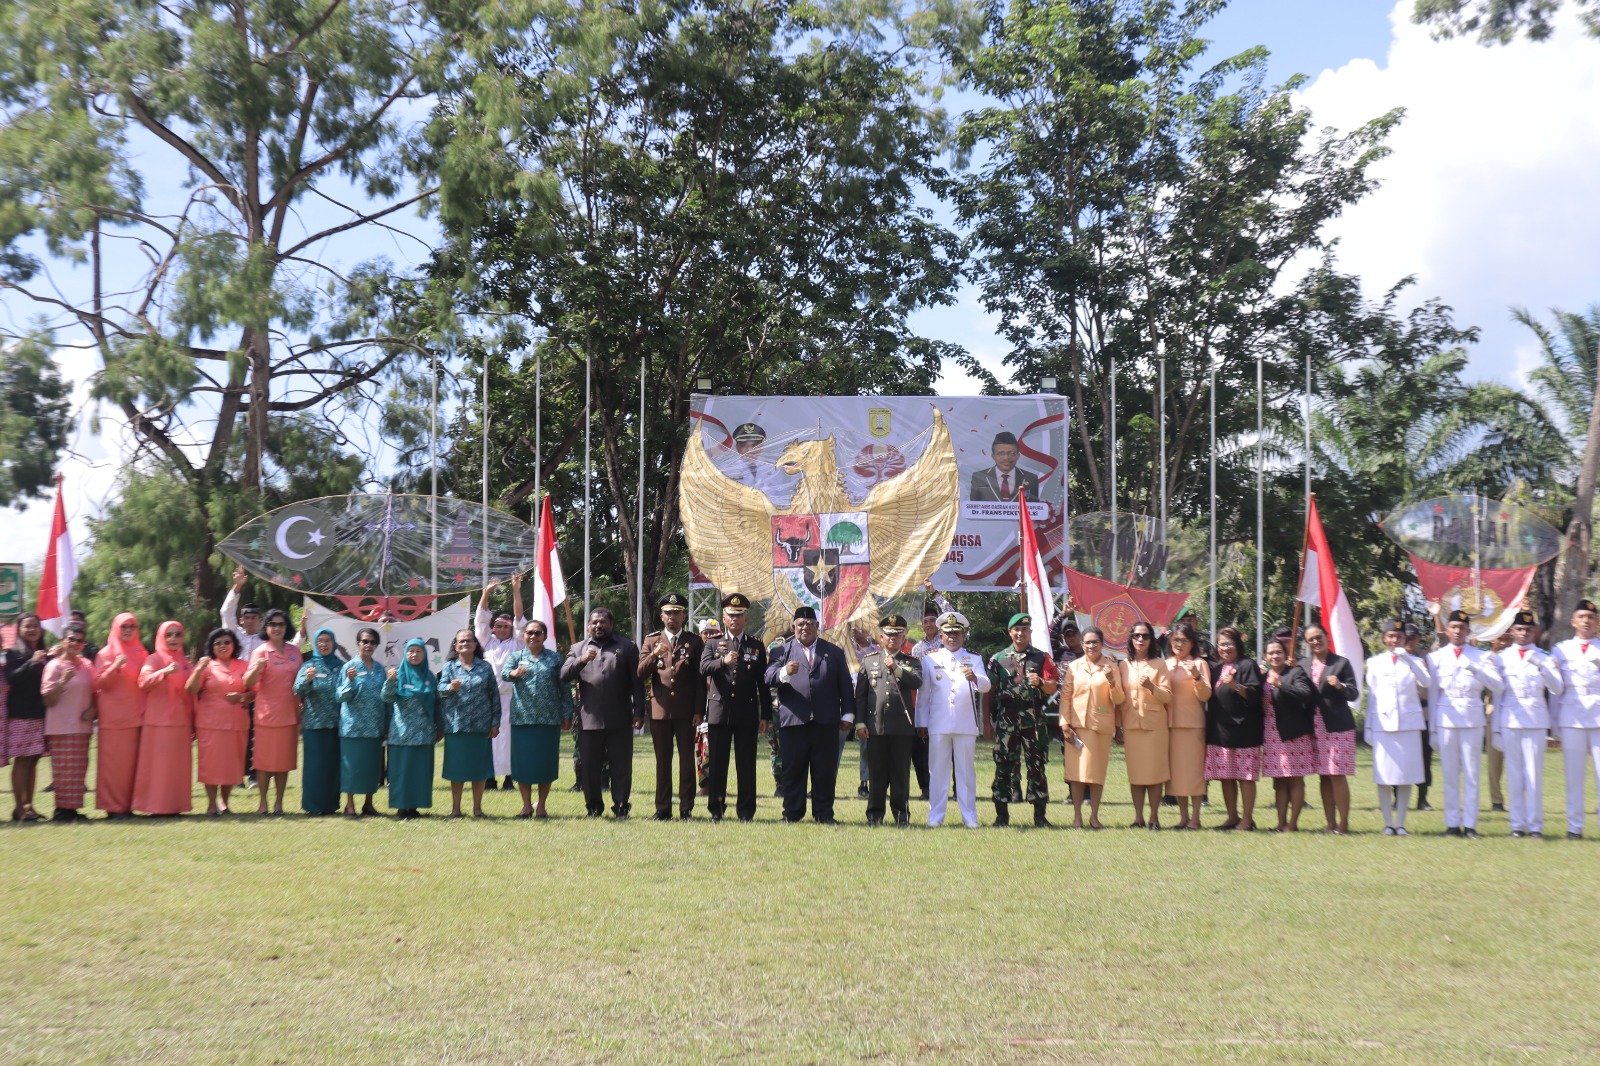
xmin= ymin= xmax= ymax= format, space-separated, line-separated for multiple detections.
xmin=1033 ymin=800 xmax=1052 ymax=828
xmin=993 ymin=800 xmax=1010 ymax=827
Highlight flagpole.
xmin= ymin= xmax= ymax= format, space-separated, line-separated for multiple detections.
xmin=1158 ymin=342 xmax=1167 ymax=591
xmin=1109 ymin=355 xmax=1118 ymax=585
xmin=583 ymin=345 xmax=592 ymax=622
xmin=1304 ymin=345 xmax=1312 ymax=518
xmin=534 ymin=350 xmax=542 ymax=523
xmin=1208 ymin=362 xmax=1217 ymax=644
xmin=1289 ymin=494 xmax=1311 ymax=660
xmin=635 ymin=356 xmax=645 ymax=644
xmin=1256 ymin=352 xmax=1264 ymax=657
xmin=430 ymin=349 xmax=438 ymax=599
xmin=481 ymin=349 xmax=491 ymax=592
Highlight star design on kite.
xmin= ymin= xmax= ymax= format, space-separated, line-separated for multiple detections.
xmin=307 ymin=528 xmax=326 ymax=546
xmin=807 ymin=557 xmax=835 ymax=585
xmin=291 ymin=574 xmax=304 ymax=585
xmin=408 ymin=577 xmax=421 ymax=590
xmin=358 ymin=578 xmax=369 ymax=589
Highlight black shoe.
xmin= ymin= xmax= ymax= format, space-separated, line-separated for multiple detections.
xmin=653 ymin=810 xmax=672 ymax=821
xmin=1491 ymin=803 xmax=1506 ymax=812
xmin=1444 ymin=826 xmax=1462 ymax=837
xmin=483 ymin=778 xmax=497 ymax=791
xmin=866 ymin=817 xmax=883 ymax=827
xmin=1161 ymin=795 xmax=1179 ymax=807
xmin=1462 ymin=827 xmax=1481 ymax=839
xmin=1510 ymin=830 xmax=1525 ymax=838
xmin=1416 ymin=801 xmax=1434 ymax=811
xmin=51 ymin=808 xmax=72 ymax=822
xmin=568 ymin=782 xmax=583 ymax=792
xmin=710 ymin=814 xmax=723 ymax=823
xmin=895 ymin=815 xmax=911 ymax=827
xmin=816 ymin=815 xmax=839 ymax=825
xmin=1033 ymin=801 xmax=1052 ymax=828
xmin=857 ymin=783 xmax=870 ymax=799
xmin=917 ymin=792 xmax=929 ymax=802
xmin=1569 ymin=831 xmax=1583 ymax=840
xmin=992 ymin=801 xmax=1010 ymax=827
xmin=678 ymin=811 xmax=692 ymax=821
xmin=503 ymin=775 xmax=514 ymax=789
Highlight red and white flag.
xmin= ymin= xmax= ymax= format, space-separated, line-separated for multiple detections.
xmin=1017 ymin=488 xmax=1053 ymax=656
xmin=531 ymin=495 xmax=567 ymax=652
xmin=1297 ymin=496 xmax=1364 ymax=681
xmin=37 ymin=474 xmax=77 ymax=636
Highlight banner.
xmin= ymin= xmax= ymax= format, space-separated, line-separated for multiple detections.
xmin=1063 ymin=567 xmax=1190 ymax=652
xmin=1407 ymin=556 xmax=1535 ymax=641
xmin=302 ymin=597 xmax=471 ymax=673
xmin=688 ymin=394 xmax=1068 ymax=592
xmin=0 ymin=563 xmax=22 ymax=616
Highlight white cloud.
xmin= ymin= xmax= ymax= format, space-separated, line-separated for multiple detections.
xmin=1294 ymin=2 xmax=1600 ymax=385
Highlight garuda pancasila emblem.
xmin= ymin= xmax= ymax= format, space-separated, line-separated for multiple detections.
xmin=681 ymin=407 xmax=960 ymax=650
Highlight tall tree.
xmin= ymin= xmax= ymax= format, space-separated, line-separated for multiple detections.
xmin=0 ymin=331 xmax=71 ymax=508
xmin=0 ymin=0 xmax=453 ymax=607
xmin=430 ymin=0 xmax=967 ymax=615
xmin=1413 ymin=0 xmax=1599 ymax=42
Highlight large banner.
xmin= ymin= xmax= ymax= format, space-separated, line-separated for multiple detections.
xmin=688 ymin=395 xmax=1067 ymax=593
xmin=301 ymin=597 xmax=471 ymax=672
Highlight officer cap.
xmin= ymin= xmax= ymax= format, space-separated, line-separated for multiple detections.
xmin=1008 ymin=612 xmax=1031 ymax=629
xmin=659 ymin=592 xmax=688 ymax=611
xmin=1578 ymin=599 xmax=1598 ymax=615
xmin=937 ymin=610 xmax=969 ymax=632
xmin=793 ymin=605 xmax=818 ymax=621
xmin=732 ymin=422 xmax=766 ymax=443
xmin=1384 ymin=618 xmax=1406 ymax=633
xmin=1513 ymin=609 xmax=1536 ymax=627
xmin=721 ymin=592 xmax=751 ymax=614
xmin=1447 ymin=609 xmax=1472 ymax=624
xmin=879 ymin=614 xmax=908 ymax=633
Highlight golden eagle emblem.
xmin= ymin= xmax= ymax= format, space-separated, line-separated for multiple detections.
xmin=682 ymin=408 xmax=960 ymax=649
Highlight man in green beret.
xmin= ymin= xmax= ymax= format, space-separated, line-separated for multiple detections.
xmin=984 ymin=613 xmax=1058 ymax=826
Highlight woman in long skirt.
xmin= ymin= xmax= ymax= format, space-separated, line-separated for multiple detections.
xmin=501 ymin=619 xmax=573 ymax=818
xmin=95 ymin=613 xmax=149 ymax=818
xmin=1365 ymin=619 xmax=1430 ymax=835
xmin=5 ymin=613 xmax=51 ymax=822
xmin=1302 ymin=624 xmax=1360 ymax=835
xmin=1119 ymin=622 xmax=1171 ymax=829
xmin=383 ymin=639 xmax=441 ymax=818
xmin=438 ymin=629 xmax=500 ymax=818
xmin=336 ymin=627 xmax=387 ymax=817
xmin=1260 ymin=638 xmax=1316 ymax=832
xmin=1164 ymin=622 xmax=1213 ymax=830
xmin=1058 ymin=627 xmax=1124 ymax=829
xmin=187 ymin=628 xmax=249 ymax=815
xmin=1204 ymin=627 xmax=1264 ymax=832
xmin=294 ymin=627 xmax=344 ymax=816
xmin=133 ymin=621 xmax=194 ymax=816
xmin=41 ymin=622 xmax=96 ymax=821
xmin=243 ymin=609 xmax=303 ymax=815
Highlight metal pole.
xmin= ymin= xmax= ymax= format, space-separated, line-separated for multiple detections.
xmin=482 ymin=349 xmax=490 ymax=591
xmin=534 ymin=351 xmax=542 ymax=519
xmin=430 ymin=348 xmax=438 ymax=598
xmin=1208 ymin=363 xmax=1217 ymax=643
xmin=1158 ymin=343 xmax=1167 ymax=590
xmin=636 ymin=357 xmax=646 ymax=644
xmin=583 ymin=346 xmax=592 ymax=622
xmin=1256 ymin=352 xmax=1264 ymax=657
xmin=1304 ymin=345 xmax=1312 ymax=516
xmin=1109 ymin=355 xmax=1118 ymax=585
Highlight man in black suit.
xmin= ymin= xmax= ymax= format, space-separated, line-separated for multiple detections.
xmin=763 ymin=605 xmax=854 ymax=823
xmin=560 ymin=607 xmax=645 ymax=818
xmin=968 ymin=431 xmax=1040 ymax=502
xmin=699 ymin=593 xmax=770 ymax=822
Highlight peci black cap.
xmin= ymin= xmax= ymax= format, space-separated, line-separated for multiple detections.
xmin=1577 ymin=599 xmax=1598 ymax=615
xmin=793 ymin=605 xmax=818 ymax=621
xmin=659 ymin=592 xmax=688 ymax=610
xmin=1513 ymin=609 xmax=1536 ymax=627
xmin=1447 ymin=609 xmax=1472 ymax=624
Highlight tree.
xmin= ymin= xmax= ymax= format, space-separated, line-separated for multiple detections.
xmin=1516 ymin=305 xmax=1600 ymax=637
xmin=0 ymin=0 xmax=454 ymax=609
xmin=1413 ymin=0 xmax=1600 ymax=42
xmin=0 ymin=331 xmax=71 ymax=508
xmin=430 ymin=0 xmax=966 ymax=616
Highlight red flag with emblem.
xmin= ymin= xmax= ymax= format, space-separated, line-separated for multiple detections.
xmin=1063 ymin=567 xmax=1189 ymax=653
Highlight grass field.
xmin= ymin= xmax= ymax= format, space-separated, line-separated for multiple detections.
xmin=4 ymin=737 xmax=1600 ymax=1064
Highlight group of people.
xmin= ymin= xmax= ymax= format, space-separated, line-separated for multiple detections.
xmin=6 ymin=570 xmax=1599 ymax=837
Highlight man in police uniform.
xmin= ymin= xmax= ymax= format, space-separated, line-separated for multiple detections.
xmin=724 ymin=422 xmax=793 ymax=504
xmin=1494 ymin=609 xmax=1562 ymax=837
xmin=699 ymin=593 xmax=770 ymax=822
xmin=638 ymin=592 xmax=706 ymax=820
xmin=915 ymin=611 xmax=991 ymax=828
xmin=1427 ymin=608 xmax=1505 ymax=837
xmin=1552 ymin=599 xmax=1600 ymax=839
xmin=984 ymin=612 xmax=1059 ymax=827
xmin=853 ymin=614 xmax=922 ymax=826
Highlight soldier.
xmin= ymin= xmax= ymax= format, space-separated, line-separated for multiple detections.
xmin=984 ymin=612 xmax=1059 ymax=827
xmin=699 ymin=594 xmax=770 ymax=822
xmin=853 ymin=615 xmax=923 ymax=826
xmin=638 ymin=592 xmax=706 ymax=820
xmin=915 ymin=611 xmax=992 ymax=828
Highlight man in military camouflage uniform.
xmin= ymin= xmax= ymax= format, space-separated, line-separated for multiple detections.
xmin=984 ymin=612 xmax=1059 ymax=827
xmin=854 ymin=614 xmax=923 ymax=826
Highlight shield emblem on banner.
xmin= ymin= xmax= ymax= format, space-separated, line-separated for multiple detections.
xmin=868 ymin=408 xmax=892 ymax=438
xmin=772 ymin=511 xmax=871 ymax=628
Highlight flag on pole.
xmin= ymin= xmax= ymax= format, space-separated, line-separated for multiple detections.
xmin=1297 ymin=496 xmax=1364 ymax=682
xmin=531 ymin=494 xmax=567 ymax=653
xmin=1017 ymin=488 xmax=1053 ymax=656
xmin=37 ymin=474 xmax=76 ymax=636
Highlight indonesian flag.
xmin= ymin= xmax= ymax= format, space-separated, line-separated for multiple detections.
xmin=1018 ymin=488 xmax=1052 ymax=655
xmin=37 ymin=475 xmax=76 ymax=636
xmin=531 ymin=494 xmax=567 ymax=652
xmin=1297 ymin=496 xmax=1364 ymax=681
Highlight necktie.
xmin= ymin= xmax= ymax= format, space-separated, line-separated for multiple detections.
xmin=1000 ymin=472 xmax=1010 ymax=497
xmin=1583 ymin=643 xmax=1590 ymax=655
xmin=1454 ymin=648 xmax=1462 ymax=659
xmin=1391 ymin=653 xmax=1397 ymax=665
xmin=1520 ymin=648 xmax=1527 ymax=660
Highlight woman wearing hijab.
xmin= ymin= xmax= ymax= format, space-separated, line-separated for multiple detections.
xmin=94 ymin=612 xmax=149 ymax=818
xmin=187 ymin=628 xmax=250 ymax=815
xmin=501 ymin=619 xmax=573 ymax=819
xmin=336 ymin=627 xmax=387 ymax=817
xmin=1164 ymin=622 xmax=1213 ymax=830
xmin=1058 ymin=627 xmax=1125 ymax=830
xmin=42 ymin=621 xmax=96 ymax=821
xmin=133 ymin=620 xmax=194 ymax=816
xmin=1301 ymin=624 xmax=1360 ymax=835
xmin=1260 ymin=637 xmax=1316 ymax=832
xmin=294 ymin=627 xmax=344 ymax=816
xmin=383 ymin=638 xmax=442 ymax=818
xmin=1204 ymin=627 xmax=1265 ymax=831
xmin=243 ymin=608 xmax=303 ymax=815
xmin=5 ymin=613 xmax=51 ymax=822
xmin=438 ymin=628 xmax=499 ymax=818
xmin=1119 ymin=621 xmax=1172 ymax=829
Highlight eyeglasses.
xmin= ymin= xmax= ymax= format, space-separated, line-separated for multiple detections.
xmin=357 ymin=638 xmax=378 ymax=646
xmin=265 ymin=620 xmax=287 ymax=628
xmin=1129 ymin=633 xmax=1152 ymax=640
xmin=1306 ymin=635 xmax=1326 ymax=644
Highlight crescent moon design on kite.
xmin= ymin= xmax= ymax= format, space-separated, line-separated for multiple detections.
xmin=275 ymin=516 xmax=316 ymax=561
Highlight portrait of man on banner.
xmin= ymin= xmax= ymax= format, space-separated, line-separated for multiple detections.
xmin=967 ymin=431 xmax=1041 ymax=503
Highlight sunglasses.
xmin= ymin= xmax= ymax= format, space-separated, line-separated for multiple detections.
xmin=1130 ymin=633 xmax=1152 ymax=640
xmin=358 ymin=638 xmax=378 ymax=646
xmin=265 ymin=620 xmax=287 ymax=628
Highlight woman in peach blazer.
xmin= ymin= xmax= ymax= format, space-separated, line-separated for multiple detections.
xmin=1164 ymin=621 xmax=1213 ymax=830
xmin=1119 ymin=622 xmax=1172 ymax=829
xmin=1058 ymin=627 xmax=1124 ymax=829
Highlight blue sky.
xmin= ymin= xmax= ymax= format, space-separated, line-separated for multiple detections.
xmin=8 ymin=0 xmax=1600 ymax=565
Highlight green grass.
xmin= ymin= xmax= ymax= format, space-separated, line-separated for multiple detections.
xmin=4 ymin=739 xmax=1600 ymax=1064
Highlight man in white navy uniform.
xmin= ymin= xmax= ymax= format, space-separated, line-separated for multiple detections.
xmin=1427 ymin=608 xmax=1505 ymax=838
xmin=1493 ymin=609 xmax=1562 ymax=837
xmin=1552 ymin=599 xmax=1600 ymax=840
